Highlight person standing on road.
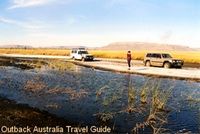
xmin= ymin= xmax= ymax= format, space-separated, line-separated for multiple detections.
xmin=127 ymin=51 xmax=132 ymax=70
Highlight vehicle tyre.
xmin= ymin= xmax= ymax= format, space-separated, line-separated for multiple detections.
xmin=164 ymin=62 xmax=171 ymax=68
xmin=145 ymin=61 xmax=151 ymax=67
xmin=176 ymin=66 xmax=182 ymax=69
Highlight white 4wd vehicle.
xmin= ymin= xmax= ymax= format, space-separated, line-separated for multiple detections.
xmin=70 ymin=48 xmax=94 ymax=61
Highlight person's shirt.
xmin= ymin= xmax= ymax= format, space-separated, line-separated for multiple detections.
xmin=127 ymin=52 xmax=131 ymax=60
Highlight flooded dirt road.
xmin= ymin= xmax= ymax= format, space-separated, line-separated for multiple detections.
xmin=0 ymin=57 xmax=199 ymax=133
xmin=1 ymin=54 xmax=200 ymax=81
xmin=73 ymin=60 xmax=200 ymax=81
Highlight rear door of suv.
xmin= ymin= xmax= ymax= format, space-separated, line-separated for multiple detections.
xmin=150 ymin=53 xmax=163 ymax=66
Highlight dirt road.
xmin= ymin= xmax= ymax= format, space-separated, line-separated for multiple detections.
xmin=73 ymin=60 xmax=200 ymax=81
xmin=1 ymin=54 xmax=200 ymax=81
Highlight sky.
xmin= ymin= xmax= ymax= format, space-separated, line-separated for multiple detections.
xmin=0 ymin=0 xmax=199 ymax=48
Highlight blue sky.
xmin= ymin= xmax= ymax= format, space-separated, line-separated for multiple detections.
xmin=0 ymin=0 xmax=199 ymax=48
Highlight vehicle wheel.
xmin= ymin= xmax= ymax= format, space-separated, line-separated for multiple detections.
xmin=176 ymin=66 xmax=182 ymax=69
xmin=145 ymin=61 xmax=151 ymax=67
xmin=164 ymin=62 xmax=171 ymax=68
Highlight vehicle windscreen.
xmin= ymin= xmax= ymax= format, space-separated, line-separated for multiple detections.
xmin=162 ymin=54 xmax=172 ymax=58
xmin=78 ymin=51 xmax=88 ymax=54
xmin=71 ymin=50 xmax=77 ymax=53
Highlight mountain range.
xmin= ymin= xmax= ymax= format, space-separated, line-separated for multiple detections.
xmin=99 ymin=42 xmax=197 ymax=51
xmin=0 ymin=42 xmax=199 ymax=51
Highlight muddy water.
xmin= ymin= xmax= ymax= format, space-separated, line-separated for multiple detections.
xmin=0 ymin=61 xmax=199 ymax=133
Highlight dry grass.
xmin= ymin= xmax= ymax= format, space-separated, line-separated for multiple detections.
xmin=90 ymin=50 xmax=144 ymax=60
xmin=24 ymin=80 xmax=46 ymax=92
xmin=96 ymin=112 xmax=114 ymax=122
xmin=133 ymin=82 xmax=172 ymax=134
xmin=47 ymin=87 xmax=88 ymax=101
xmin=47 ymin=59 xmax=75 ymax=71
xmin=95 ymin=79 xmax=173 ymax=133
xmin=90 ymin=50 xmax=200 ymax=64
xmin=0 ymin=48 xmax=199 ymax=64
xmin=0 ymin=48 xmax=70 ymax=56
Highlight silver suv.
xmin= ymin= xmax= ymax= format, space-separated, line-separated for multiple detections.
xmin=144 ymin=53 xmax=184 ymax=68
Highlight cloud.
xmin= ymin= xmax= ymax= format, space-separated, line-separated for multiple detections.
xmin=0 ymin=16 xmax=18 ymax=24
xmin=8 ymin=0 xmax=56 ymax=9
xmin=0 ymin=16 xmax=48 ymax=31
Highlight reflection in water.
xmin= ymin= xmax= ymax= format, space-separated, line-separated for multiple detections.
xmin=0 ymin=61 xmax=199 ymax=133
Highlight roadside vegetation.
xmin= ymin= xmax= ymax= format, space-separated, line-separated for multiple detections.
xmin=0 ymin=48 xmax=69 ymax=56
xmin=90 ymin=50 xmax=200 ymax=64
xmin=94 ymin=78 xmax=174 ymax=134
xmin=0 ymin=48 xmax=200 ymax=64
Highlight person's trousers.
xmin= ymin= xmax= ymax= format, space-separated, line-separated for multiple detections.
xmin=127 ymin=60 xmax=131 ymax=67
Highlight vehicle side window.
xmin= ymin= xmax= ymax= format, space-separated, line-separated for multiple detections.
xmin=157 ymin=54 xmax=161 ymax=58
xmin=162 ymin=54 xmax=172 ymax=58
xmin=78 ymin=51 xmax=81 ymax=54
xmin=152 ymin=54 xmax=161 ymax=58
xmin=146 ymin=53 xmax=151 ymax=57
xmin=162 ymin=54 xmax=167 ymax=58
xmin=152 ymin=54 xmax=157 ymax=58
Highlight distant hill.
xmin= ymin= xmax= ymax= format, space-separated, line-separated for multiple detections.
xmin=0 ymin=43 xmax=198 ymax=51
xmin=100 ymin=42 xmax=196 ymax=51
xmin=41 ymin=46 xmax=87 ymax=49
xmin=0 ymin=45 xmax=33 ymax=49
